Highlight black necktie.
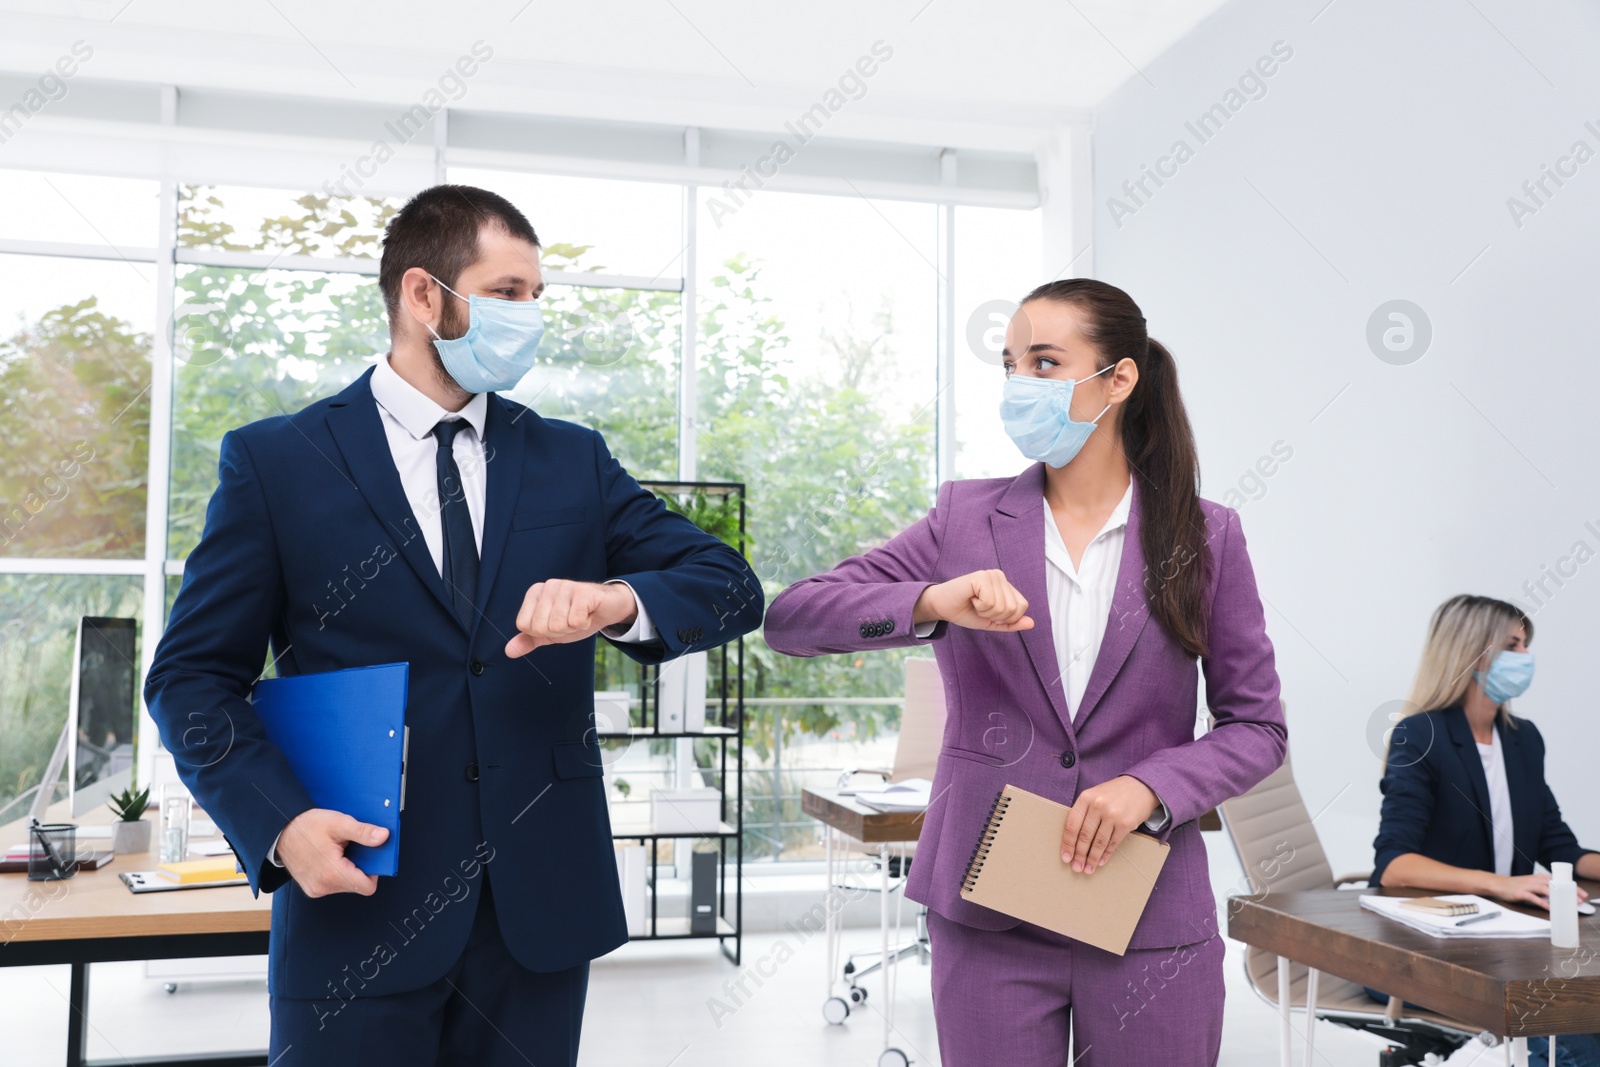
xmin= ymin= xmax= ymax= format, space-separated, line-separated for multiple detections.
xmin=432 ymin=419 xmax=479 ymax=629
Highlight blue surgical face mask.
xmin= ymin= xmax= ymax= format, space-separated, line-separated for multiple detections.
xmin=999 ymin=365 xmax=1113 ymax=468
xmin=420 ymin=274 xmax=545 ymax=394
xmin=1474 ymin=649 xmax=1534 ymax=705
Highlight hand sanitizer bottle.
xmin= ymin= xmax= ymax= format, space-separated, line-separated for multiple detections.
xmin=1549 ymin=861 xmax=1580 ymax=949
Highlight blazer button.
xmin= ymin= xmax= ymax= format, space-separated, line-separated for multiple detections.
xmin=470 ymin=659 xmax=485 ymax=676
xmin=884 ymin=619 xmax=895 ymax=635
xmin=859 ymin=624 xmax=871 ymax=638
xmin=1059 ymin=751 xmax=1077 ymax=769
xmin=465 ymin=763 xmax=480 ymax=782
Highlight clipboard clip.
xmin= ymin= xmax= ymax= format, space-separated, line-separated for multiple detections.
xmin=398 ymin=724 xmax=410 ymax=812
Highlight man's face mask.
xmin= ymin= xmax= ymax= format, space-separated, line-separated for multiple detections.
xmin=419 ymin=273 xmax=545 ymax=394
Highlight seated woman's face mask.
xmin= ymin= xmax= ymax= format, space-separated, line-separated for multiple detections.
xmin=1475 ymin=649 xmax=1534 ymax=704
xmin=419 ymin=273 xmax=546 ymax=394
xmin=998 ymin=364 xmax=1113 ymax=468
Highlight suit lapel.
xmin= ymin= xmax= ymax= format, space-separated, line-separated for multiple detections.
xmin=1071 ymin=477 xmax=1149 ymax=728
xmin=471 ymin=394 xmax=527 ymax=639
xmin=1498 ymin=718 xmax=1533 ymax=874
xmin=991 ymin=463 xmax=1074 ymax=737
xmin=324 ymin=367 xmax=461 ymax=629
xmin=1445 ymin=707 xmax=1497 ymax=860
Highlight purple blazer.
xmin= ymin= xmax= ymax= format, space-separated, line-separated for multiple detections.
xmin=764 ymin=463 xmax=1287 ymax=950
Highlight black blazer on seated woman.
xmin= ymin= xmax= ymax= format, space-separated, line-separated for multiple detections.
xmin=1371 ymin=704 xmax=1597 ymax=886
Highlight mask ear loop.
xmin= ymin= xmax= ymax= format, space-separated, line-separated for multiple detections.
xmin=1079 ymin=363 xmax=1115 ymax=424
xmin=412 ymin=272 xmax=463 ymax=342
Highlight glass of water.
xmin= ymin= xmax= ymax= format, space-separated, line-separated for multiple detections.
xmin=159 ymin=784 xmax=191 ymax=865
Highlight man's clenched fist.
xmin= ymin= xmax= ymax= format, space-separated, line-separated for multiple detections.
xmin=504 ymin=579 xmax=637 ymax=658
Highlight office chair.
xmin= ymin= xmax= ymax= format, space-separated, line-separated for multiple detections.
xmin=1218 ymin=739 xmax=1483 ymax=1067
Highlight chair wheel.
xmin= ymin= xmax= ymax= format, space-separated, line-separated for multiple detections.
xmin=878 ymin=1049 xmax=910 ymax=1067
xmin=850 ymin=986 xmax=868 ymax=1005
xmin=822 ymin=996 xmax=850 ymax=1025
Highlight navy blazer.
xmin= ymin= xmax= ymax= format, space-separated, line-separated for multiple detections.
xmin=145 ymin=367 xmax=763 ymax=999
xmin=1371 ymin=705 xmax=1595 ymax=887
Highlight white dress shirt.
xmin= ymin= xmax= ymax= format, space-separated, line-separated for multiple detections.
xmin=366 ymin=352 xmax=655 ymax=642
xmin=270 ymin=354 xmax=655 ymax=869
xmin=1476 ymin=730 xmax=1515 ymax=877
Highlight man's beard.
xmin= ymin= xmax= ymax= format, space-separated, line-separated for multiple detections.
xmin=429 ymin=294 xmax=471 ymax=394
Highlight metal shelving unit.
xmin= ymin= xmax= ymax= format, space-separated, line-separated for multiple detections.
xmin=599 ymin=480 xmax=745 ymax=965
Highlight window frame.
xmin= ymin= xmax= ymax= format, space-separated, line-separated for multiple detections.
xmin=0 ymin=117 xmax=1055 ymax=831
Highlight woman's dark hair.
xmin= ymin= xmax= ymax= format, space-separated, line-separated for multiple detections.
xmin=1021 ymin=278 xmax=1212 ymax=658
xmin=378 ymin=183 xmax=540 ymax=324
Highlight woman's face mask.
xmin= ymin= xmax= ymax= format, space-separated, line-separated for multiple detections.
xmin=1475 ymin=649 xmax=1534 ymax=705
xmin=998 ymin=364 xmax=1113 ymax=468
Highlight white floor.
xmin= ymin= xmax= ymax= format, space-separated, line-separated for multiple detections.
xmin=1 ymin=832 xmax=1404 ymax=1066
xmin=0 ymin=924 xmax=1393 ymax=1066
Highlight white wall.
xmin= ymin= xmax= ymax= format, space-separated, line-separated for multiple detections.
xmin=1091 ymin=0 xmax=1600 ymax=875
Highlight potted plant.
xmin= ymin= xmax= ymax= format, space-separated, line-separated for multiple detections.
xmin=106 ymin=785 xmax=152 ymax=854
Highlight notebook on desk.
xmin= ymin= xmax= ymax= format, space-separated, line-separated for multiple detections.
xmin=1359 ymin=893 xmax=1551 ymax=938
xmin=960 ymin=784 xmax=1170 ymax=956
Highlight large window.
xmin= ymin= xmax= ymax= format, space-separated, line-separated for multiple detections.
xmin=0 ymin=159 xmax=1042 ymax=859
xmin=693 ymin=189 xmax=939 ymax=859
xmin=0 ymin=170 xmax=158 ymax=824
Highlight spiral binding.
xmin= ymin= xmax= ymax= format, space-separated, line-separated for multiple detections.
xmin=960 ymin=788 xmax=1013 ymax=894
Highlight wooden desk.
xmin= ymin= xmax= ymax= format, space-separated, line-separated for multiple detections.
xmin=801 ymin=787 xmax=925 ymax=845
xmin=0 ymin=800 xmax=270 ymax=1067
xmin=801 ymin=785 xmax=1221 ymax=839
xmin=1228 ymin=885 xmax=1600 ymax=1045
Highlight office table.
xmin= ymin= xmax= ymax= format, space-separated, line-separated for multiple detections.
xmin=801 ymin=787 xmax=925 ymax=1067
xmin=0 ymin=802 xmax=271 ymax=1067
xmin=1228 ymin=884 xmax=1600 ymax=1066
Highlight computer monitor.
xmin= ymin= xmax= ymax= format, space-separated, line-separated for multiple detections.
xmin=67 ymin=616 xmax=138 ymax=818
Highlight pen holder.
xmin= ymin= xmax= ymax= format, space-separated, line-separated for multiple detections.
xmin=27 ymin=823 xmax=77 ymax=881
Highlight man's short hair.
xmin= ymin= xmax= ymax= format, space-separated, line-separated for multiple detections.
xmin=378 ymin=184 xmax=540 ymax=322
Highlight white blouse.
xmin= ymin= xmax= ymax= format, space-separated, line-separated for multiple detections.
xmin=1042 ymin=483 xmax=1169 ymax=831
xmin=1475 ymin=731 xmax=1515 ymax=877
xmin=1042 ymin=483 xmax=1133 ymax=725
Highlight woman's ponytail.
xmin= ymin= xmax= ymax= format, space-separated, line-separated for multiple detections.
xmin=1021 ymin=280 xmax=1211 ymax=658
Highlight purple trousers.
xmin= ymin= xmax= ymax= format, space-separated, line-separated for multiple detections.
xmin=927 ymin=908 xmax=1225 ymax=1066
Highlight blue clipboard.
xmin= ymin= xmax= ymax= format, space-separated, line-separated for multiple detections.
xmin=249 ymin=662 xmax=409 ymax=877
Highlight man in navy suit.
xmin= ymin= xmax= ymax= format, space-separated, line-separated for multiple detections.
xmin=145 ymin=184 xmax=763 ymax=1065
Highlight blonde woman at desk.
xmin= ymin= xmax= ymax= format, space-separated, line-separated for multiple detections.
xmin=1370 ymin=594 xmax=1600 ymax=1067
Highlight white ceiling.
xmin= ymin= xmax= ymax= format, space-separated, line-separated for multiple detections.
xmin=0 ymin=0 xmax=1232 ymax=152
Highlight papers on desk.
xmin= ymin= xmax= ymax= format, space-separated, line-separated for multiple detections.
xmin=853 ymin=778 xmax=933 ymax=812
xmin=119 ymin=870 xmax=247 ymax=893
xmin=1360 ymin=893 xmax=1550 ymax=938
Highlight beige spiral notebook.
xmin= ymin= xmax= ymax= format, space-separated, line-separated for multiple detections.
xmin=960 ymin=784 xmax=1171 ymax=955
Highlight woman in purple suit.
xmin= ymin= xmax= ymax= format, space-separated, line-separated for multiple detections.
xmin=764 ymin=279 xmax=1287 ymax=1066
